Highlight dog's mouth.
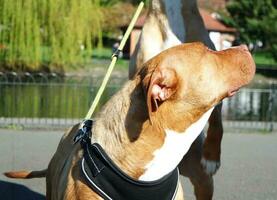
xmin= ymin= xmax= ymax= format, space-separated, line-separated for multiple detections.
xmin=227 ymin=88 xmax=240 ymax=97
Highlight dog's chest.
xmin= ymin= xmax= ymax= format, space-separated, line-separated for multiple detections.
xmin=139 ymin=108 xmax=214 ymax=181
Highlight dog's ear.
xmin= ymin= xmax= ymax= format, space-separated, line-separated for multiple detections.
xmin=142 ymin=67 xmax=178 ymax=123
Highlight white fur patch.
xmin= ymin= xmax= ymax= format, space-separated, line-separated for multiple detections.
xmin=201 ymin=157 xmax=220 ymax=175
xmin=162 ymin=26 xmax=182 ymax=50
xmin=141 ymin=33 xmax=163 ymax=62
xmin=139 ymin=107 xmax=214 ymax=181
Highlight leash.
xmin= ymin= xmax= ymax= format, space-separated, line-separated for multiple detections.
xmin=84 ymin=2 xmax=144 ymax=120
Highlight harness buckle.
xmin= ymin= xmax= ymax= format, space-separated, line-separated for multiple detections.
xmin=111 ymin=49 xmax=122 ymax=59
xmin=73 ymin=120 xmax=93 ymax=144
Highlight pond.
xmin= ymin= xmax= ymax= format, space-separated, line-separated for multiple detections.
xmin=0 ymin=74 xmax=126 ymax=119
xmin=0 ymin=74 xmax=276 ymax=122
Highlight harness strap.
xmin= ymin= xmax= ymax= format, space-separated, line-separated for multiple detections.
xmin=81 ymin=158 xmax=112 ymax=200
xmin=74 ymin=120 xmax=104 ymax=177
xmin=74 ymin=120 xmax=179 ymax=200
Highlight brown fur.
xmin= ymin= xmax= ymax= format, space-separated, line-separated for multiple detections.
xmin=4 ymin=43 xmax=255 ymax=200
xmin=128 ymin=1 xmax=232 ymax=199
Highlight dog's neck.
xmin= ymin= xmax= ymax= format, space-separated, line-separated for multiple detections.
xmin=91 ymin=78 xmax=213 ymax=181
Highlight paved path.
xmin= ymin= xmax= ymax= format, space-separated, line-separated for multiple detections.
xmin=0 ymin=128 xmax=277 ymax=200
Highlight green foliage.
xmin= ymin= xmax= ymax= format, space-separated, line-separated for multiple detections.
xmin=0 ymin=0 xmax=102 ymax=72
xmin=253 ymin=51 xmax=277 ymax=65
xmin=224 ymin=0 xmax=277 ymax=60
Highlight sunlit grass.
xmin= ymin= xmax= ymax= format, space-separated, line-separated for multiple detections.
xmin=91 ymin=47 xmax=129 ymax=70
xmin=253 ymin=51 xmax=277 ymax=66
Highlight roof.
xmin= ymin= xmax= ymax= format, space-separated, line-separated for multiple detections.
xmin=134 ymin=9 xmax=236 ymax=33
xmin=199 ymin=9 xmax=236 ymax=32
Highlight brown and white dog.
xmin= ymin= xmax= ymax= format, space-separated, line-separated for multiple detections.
xmin=129 ymin=0 xmax=226 ymax=198
xmin=5 ymin=43 xmax=255 ymax=199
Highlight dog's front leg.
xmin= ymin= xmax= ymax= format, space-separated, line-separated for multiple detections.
xmin=201 ymin=103 xmax=223 ymax=175
xmin=189 ymin=173 xmax=213 ymax=200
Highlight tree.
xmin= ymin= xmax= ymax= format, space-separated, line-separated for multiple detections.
xmin=0 ymin=0 xmax=102 ymax=72
xmin=223 ymin=0 xmax=277 ymax=60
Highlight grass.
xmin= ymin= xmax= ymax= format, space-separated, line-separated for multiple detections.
xmin=253 ymin=51 xmax=277 ymax=66
xmin=92 ymin=47 xmax=112 ymax=59
xmin=91 ymin=47 xmax=129 ymax=70
xmin=66 ymin=47 xmax=129 ymax=75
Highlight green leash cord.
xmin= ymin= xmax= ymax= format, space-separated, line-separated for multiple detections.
xmin=85 ymin=2 xmax=144 ymax=119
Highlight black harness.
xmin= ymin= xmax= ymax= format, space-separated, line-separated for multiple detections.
xmin=74 ymin=120 xmax=179 ymax=200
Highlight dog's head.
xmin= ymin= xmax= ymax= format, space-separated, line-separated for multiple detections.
xmin=139 ymin=42 xmax=255 ymax=129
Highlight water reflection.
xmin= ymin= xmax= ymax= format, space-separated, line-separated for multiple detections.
xmin=0 ymin=75 xmax=125 ymax=119
xmin=0 ymin=77 xmax=276 ymax=122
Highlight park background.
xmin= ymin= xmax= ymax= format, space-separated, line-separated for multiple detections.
xmin=0 ymin=0 xmax=277 ymax=199
xmin=0 ymin=0 xmax=276 ymax=132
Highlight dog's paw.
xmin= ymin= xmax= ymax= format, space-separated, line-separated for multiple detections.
xmin=200 ymin=157 xmax=220 ymax=176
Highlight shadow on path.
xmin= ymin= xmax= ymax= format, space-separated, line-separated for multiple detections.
xmin=0 ymin=180 xmax=45 ymax=200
